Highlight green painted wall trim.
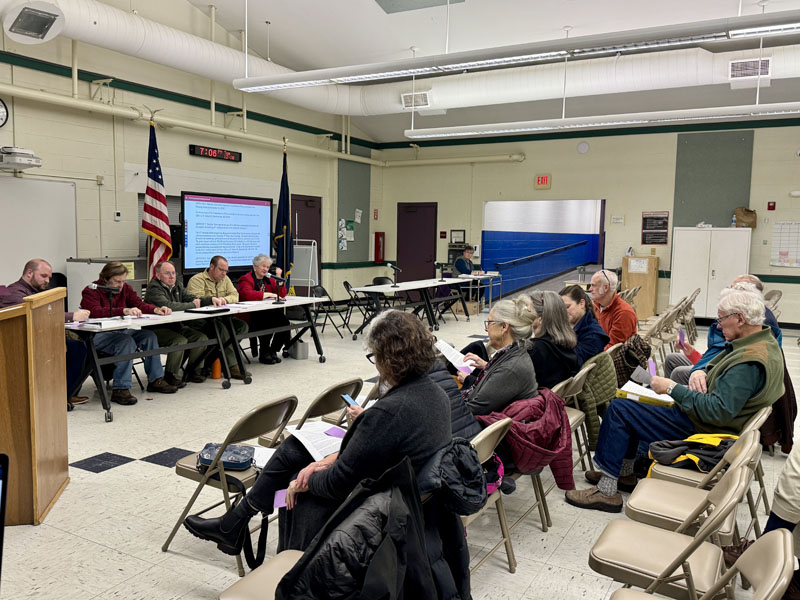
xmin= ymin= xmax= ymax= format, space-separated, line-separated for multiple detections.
xmin=322 ymin=261 xmax=395 ymax=269
xmin=0 ymin=50 xmax=384 ymax=147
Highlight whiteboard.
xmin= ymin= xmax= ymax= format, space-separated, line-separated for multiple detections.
xmin=0 ymin=176 xmax=77 ymax=286
xmin=484 ymin=199 xmax=602 ymax=234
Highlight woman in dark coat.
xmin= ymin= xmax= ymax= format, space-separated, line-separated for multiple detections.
xmin=184 ymin=310 xmax=451 ymax=555
xmin=560 ymin=284 xmax=610 ymax=365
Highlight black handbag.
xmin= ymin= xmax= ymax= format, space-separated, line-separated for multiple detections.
xmin=196 ymin=443 xmax=254 ymax=473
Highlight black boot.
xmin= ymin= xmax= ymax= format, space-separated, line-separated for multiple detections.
xmin=184 ymin=497 xmax=258 ymax=555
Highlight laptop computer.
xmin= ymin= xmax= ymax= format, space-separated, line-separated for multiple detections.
xmin=0 ymin=453 xmax=7 ymax=592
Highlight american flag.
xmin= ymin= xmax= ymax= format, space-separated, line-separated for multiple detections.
xmin=141 ymin=122 xmax=172 ymax=280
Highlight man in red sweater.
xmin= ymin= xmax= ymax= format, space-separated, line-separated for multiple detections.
xmin=80 ymin=261 xmax=177 ymax=404
xmin=237 ymin=253 xmax=289 ymax=365
xmin=590 ymin=269 xmax=637 ymax=349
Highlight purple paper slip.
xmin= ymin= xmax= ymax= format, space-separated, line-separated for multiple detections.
xmin=274 ymin=489 xmax=287 ymax=509
xmin=325 ymin=427 xmax=347 ymax=438
xmin=679 ymin=329 xmax=686 ymax=346
xmin=457 ymin=365 xmax=473 ymax=374
xmin=648 ymin=358 xmax=657 ymax=377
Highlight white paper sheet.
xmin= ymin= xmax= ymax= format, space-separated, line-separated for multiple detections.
xmin=435 ymin=339 xmax=475 ymax=374
xmin=285 ymin=421 xmax=344 ymax=461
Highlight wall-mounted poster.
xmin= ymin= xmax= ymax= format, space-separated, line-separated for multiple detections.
xmin=642 ymin=211 xmax=669 ymax=245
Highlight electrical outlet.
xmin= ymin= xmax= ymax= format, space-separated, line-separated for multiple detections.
xmin=114 ymin=211 xmax=121 ymax=221
xmin=650 ymin=247 xmax=656 ymax=255
xmin=763 ymin=239 xmax=768 ymax=245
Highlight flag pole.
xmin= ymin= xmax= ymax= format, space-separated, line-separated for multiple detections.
xmin=283 ymin=136 xmax=288 ymax=283
xmin=146 ymin=237 xmax=152 ymax=282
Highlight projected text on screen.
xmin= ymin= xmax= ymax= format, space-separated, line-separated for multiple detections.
xmin=183 ymin=194 xmax=272 ymax=270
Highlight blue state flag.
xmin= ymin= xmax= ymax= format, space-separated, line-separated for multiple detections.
xmin=273 ymin=151 xmax=293 ymax=284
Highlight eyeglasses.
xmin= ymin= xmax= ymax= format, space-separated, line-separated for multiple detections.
xmin=717 ymin=312 xmax=740 ymax=323
xmin=484 ymin=320 xmax=504 ymax=329
xmin=365 ymin=352 xmax=375 ymax=364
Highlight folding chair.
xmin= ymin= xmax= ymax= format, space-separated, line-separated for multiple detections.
xmin=259 ymin=377 xmax=363 ymax=446
xmin=461 ymin=418 xmax=516 ymax=574
xmin=219 ymin=550 xmax=304 ymax=600
xmin=557 ymin=363 xmax=597 ymax=472
xmin=161 ymin=395 xmax=298 ymax=577
xmin=608 ymin=529 xmax=795 ymax=600
xmin=310 ymin=285 xmax=353 ymax=339
xmin=589 ymin=466 xmax=750 ymax=599
xmin=342 ymin=280 xmax=375 ymax=327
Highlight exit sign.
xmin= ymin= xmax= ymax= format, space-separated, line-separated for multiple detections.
xmin=535 ymin=174 xmax=552 ymax=190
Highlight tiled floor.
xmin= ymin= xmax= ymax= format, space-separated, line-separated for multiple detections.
xmin=2 ymin=283 xmax=797 ymax=599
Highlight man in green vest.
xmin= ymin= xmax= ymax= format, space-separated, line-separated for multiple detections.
xmin=566 ymin=288 xmax=784 ymax=513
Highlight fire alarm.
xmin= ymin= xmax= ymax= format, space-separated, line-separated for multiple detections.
xmin=768 ymin=202 xmax=776 ymax=210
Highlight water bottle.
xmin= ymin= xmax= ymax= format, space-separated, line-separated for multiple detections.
xmin=731 ymin=212 xmax=737 ymax=228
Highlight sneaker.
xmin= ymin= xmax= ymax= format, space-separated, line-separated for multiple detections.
xmin=585 ymin=470 xmax=638 ymax=493
xmin=164 ymin=372 xmax=187 ymax=389
xmin=269 ymin=350 xmax=282 ymax=364
xmin=188 ymin=370 xmax=207 ymax=384
xmin=146 ymin=377 xmax=178 ymax=394
xmin=565 ymin=486 xmax=623 ymax=513
xmin=111 ymin=388 xmax=138 ymax=405
xmin=722 ymin=538 xmax=754 ymax=568
xmin=70 ymin=395 xmax=89 ymax=405
xmin=229 ymin=366 xmax=251 ymax=380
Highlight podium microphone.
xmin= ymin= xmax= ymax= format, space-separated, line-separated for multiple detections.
xmin=266 ymin=273 xmax=287 ymax=283
xmin=386 ymin=263 xmax=402 ymax=272
xmin=88 ymin=283 xmax=121 ymax=294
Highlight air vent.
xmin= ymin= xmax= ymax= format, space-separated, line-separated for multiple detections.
xmin=729 ymin=58 xmax=771 ymax=80
xmin=401 ymin=91 xmax=431 ymax=109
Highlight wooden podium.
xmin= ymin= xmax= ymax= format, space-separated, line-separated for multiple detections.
xmin=0 ymin=288 xmax=69 ymax=525
xmin=622 ymin=256 xmax=659 ymax=319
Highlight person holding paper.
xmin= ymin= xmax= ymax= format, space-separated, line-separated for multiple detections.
xmin=566 ymin=289 xmax=784 ymax=513
xmin=456 ymin=297 xmax=538 ymax=416
xmin=560 ymin=284 xmax=609 ymax=365
xmin=236 ymin=253 xmax=290 ymax=365
xmin=184 ymin=310 xmax=451 ymax=554
xmin=664 ymin=276 xmax=782 ymax=385
xmin=589 ymin=269 xmax=637 ymax=349
xmin=80 ymin=261 xmax=178 ymax=404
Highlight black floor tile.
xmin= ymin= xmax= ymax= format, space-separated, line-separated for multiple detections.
xmin=140 ymin=447 xmax=195 ymax=468
xmin=70 ymin=452 xmax=136 ymax=473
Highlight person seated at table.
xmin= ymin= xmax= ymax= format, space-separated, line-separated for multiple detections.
xmin=237 ymin=253 xmax=290 ymax=365
xmin=665 ymin=275 xmax=782 ymax=385
xmin=186 ymin=255 xmax=249 ymax=379
xmin=144 ymin=260 xmax=226 ymax=386
xmin=524 ymin=290 xmax=580 ymax=389
xmin=184 ymin=310 xmax=452 ymax=554
xmin=565 ymin=288 xmax=784 ymax=513
xmin=456 ymin=297 xmax=538 ymax=416
xmin=560 ymin=284 xmax=610 ymax=365
xmin=80 ymin=261 xmax=177 ymax=405
xmin=0 ymin=258 xmax=91 ymax=406
xmin=589 ymin=269 xmax=637 ymax=348
xmin=454 ymin=245 xmax=480 ymax=275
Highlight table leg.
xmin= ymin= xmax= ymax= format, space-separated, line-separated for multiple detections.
xmin=353 ymin=293 xmax=382 ymax=338
xmin=301 ymin=305 xmax=326 ymax=363
xmin=419 ymin=287 xmax=438 ymax=331
xmin=457 ymin=284 xmax=471 ymax=321
xmin=84 ymin=334 xmax=113 ymax=423
xmin=219 ymin=316 xmax=251 ymax=386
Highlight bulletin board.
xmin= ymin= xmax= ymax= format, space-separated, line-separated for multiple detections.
xmin=771 ymin=221 xmax=800 ymax=267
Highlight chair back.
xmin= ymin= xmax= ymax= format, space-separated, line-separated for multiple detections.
xmin=764 ymin=289 xmax=782 ymax=312
xmin=310 ymin=285 xmax=329 ymax=300
xmin=550 ymin=377 xmax=572 ymax=398
xmin=364 ymin=382 xmax=380 ymax=404
xmin=343 ymin=281 xmax=356 ymax=299
xmin=470 ymin=418 xmax=512 ymax=464
xmin=223 ymin=395 xmax=298 ymax=449
xmin=740 ymin=406 xmax=773 ymax=434
xmin=697 ymin=429 xmax=760 ymax=487
xmin=297 ymin=377 xmax=364 ymax=428
xmin=717 ymin=529 xmax=795 ymax=600
xmin=562 ymin=363 xmax=596 ymax=400
xmin=373 ymin=276 xmax=393 ymax=286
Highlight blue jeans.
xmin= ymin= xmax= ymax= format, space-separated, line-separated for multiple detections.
xmin=594 ymin=398 xmax=697 ymax=478
xmin=93 ymin=329 xmax=164 ymax=390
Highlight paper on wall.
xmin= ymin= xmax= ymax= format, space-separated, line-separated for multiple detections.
xmin=345 ymin=230 xmax=354 ymax=241
xmin=354 ymin=209 xmax=362 ymax=224
xmin=338 ymin=239 xmax=348 ymax=250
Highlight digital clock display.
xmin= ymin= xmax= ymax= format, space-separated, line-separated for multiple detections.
xmin=189 ymin=144 xmax=242 ymax=162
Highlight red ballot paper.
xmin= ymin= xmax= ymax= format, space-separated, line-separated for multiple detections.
xmin=274 ymin=489 xmax=287 ymax=509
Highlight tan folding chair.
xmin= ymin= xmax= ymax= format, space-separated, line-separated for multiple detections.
xmin=162 ymin=395 xmax=298 ymax=577
xmin=608 ymin=529 xmax=795 ymax=600
xmin=259 ymin=377 xmax=363 ymax=446
xmin=219 ymin=549 xmax=304 ymax=600
xmin=558 ymin=363 xmax=597 ymax=472
xmin=589 ymin=466 xmax=751 ymax=599
xmin=461 ymin=418 xmax=516 ymax=574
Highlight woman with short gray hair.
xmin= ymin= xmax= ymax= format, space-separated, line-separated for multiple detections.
xmin=236 ymin=252 xmax=290 ymax=364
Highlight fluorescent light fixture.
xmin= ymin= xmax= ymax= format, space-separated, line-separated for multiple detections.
xmin=437 ymin=51 xmax=568 ymax=71
xmin=729 ymin=22 xmax=800 ymax=39
xmin=572 ymin=33 xmax=728 ymax=57
xmin=404 ymin=102 xmax=800 ymax=139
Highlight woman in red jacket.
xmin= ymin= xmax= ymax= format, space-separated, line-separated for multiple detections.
xmin=80 ymin=261 xmax=177 ymax=404
xmin=237 ymin=253 xmax=289 ymax=365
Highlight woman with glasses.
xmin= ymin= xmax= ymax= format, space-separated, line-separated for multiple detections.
xmin=456 ymin=297 xmax=538 ymax=416
xmin=560 ymin=284 xmax=610 ymax=365
xmin=523 ymin=291 xmax=580 ymax=389
xmin=184 ymin=310 xmax=452 ymax=553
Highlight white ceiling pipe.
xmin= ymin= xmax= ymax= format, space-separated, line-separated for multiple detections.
xmin=2 ymin=1 xmax=800 ymax=117
xmin=0 ymin=81 xmax=525 ymax=167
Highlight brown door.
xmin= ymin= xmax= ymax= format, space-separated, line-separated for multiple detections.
xmin=291 ymin=194 xmax=322 ymax=295
xmin=397 ymin=202 xmax=437 ymax=282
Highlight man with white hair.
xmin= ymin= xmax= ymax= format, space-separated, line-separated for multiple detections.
xmin=664 ymin=273 xmax=782 ymax=385
xmin=237 ymin=253 xmax=290 ymax=365
xmin=589 ymin=268 xmax=637 ymax=348
xmin=566 ymin=288 xmax=784 ymax=513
